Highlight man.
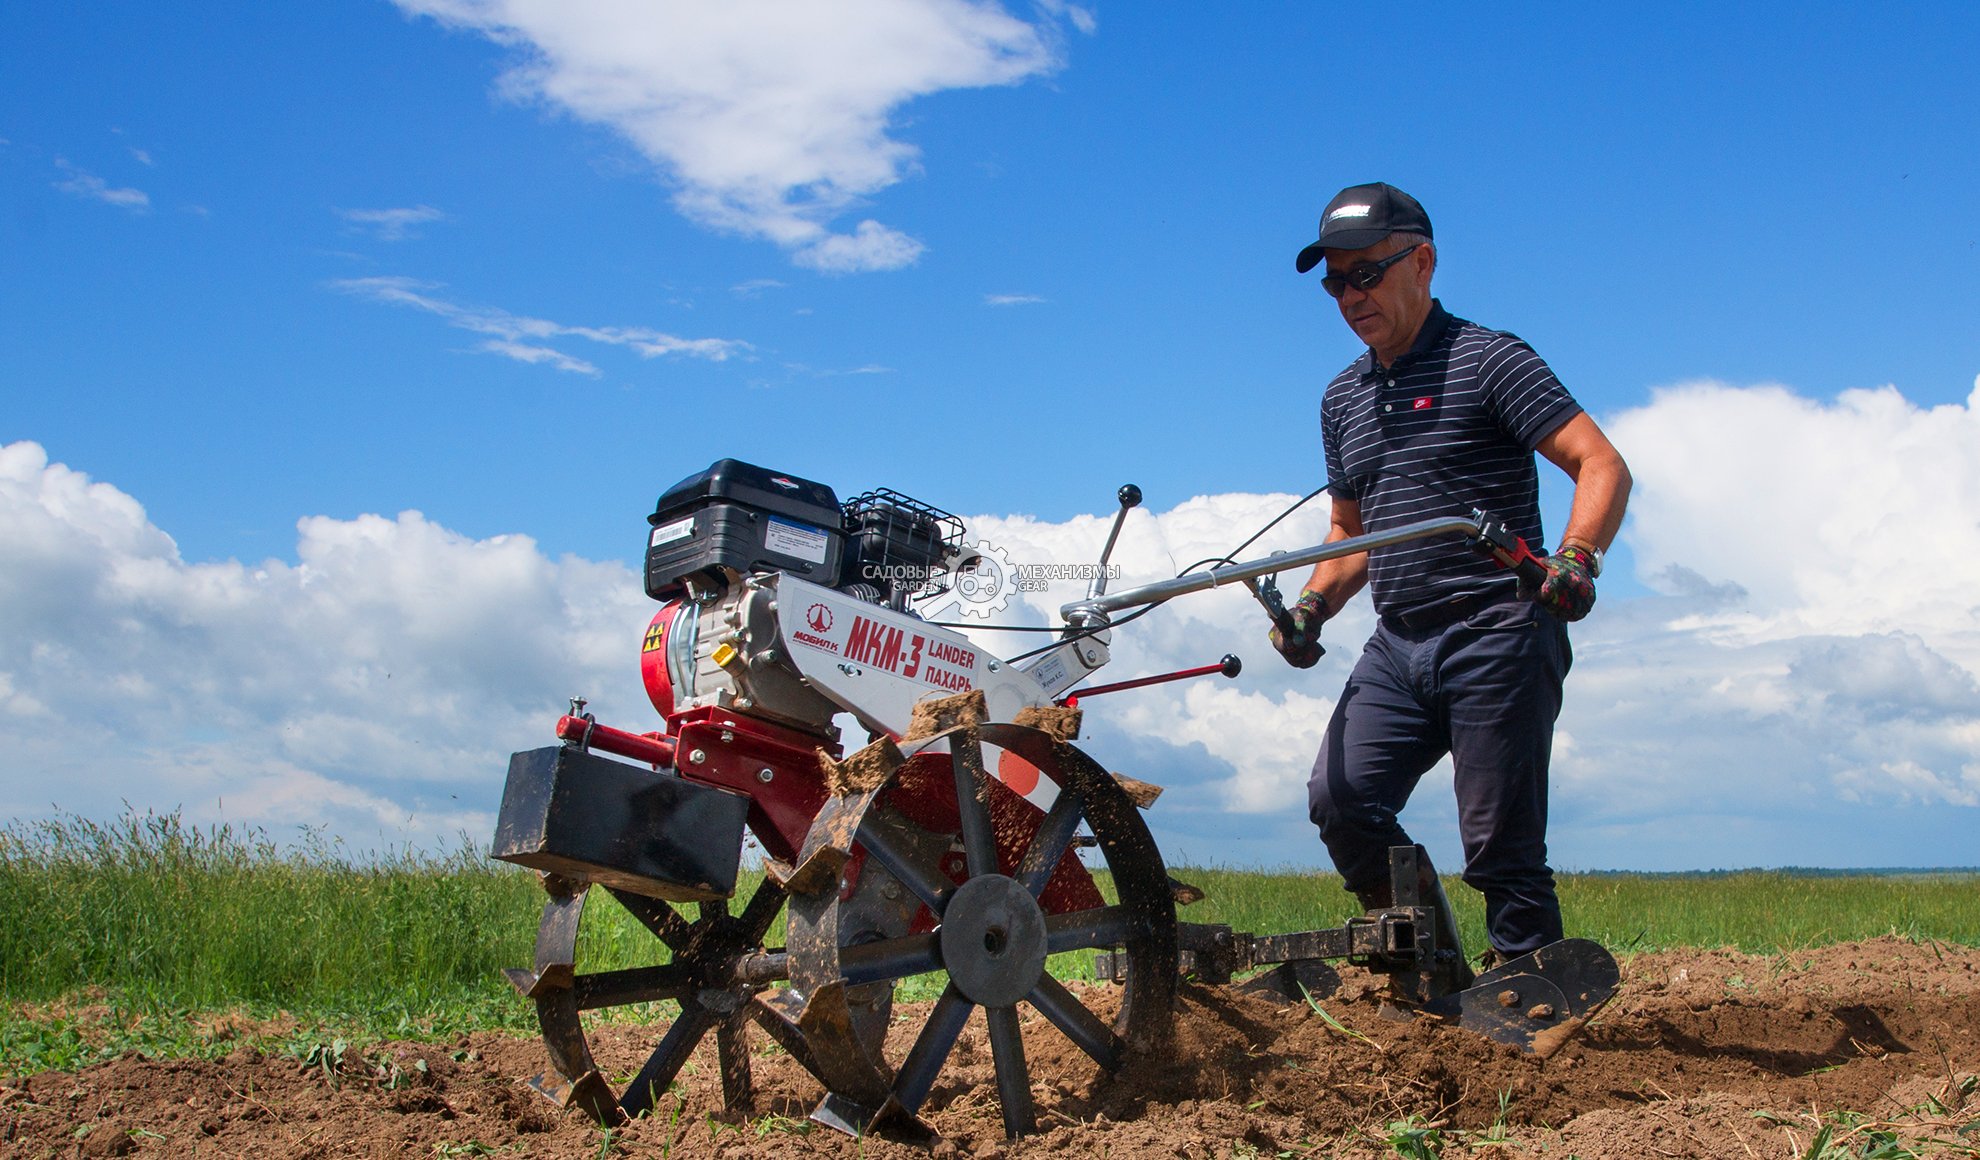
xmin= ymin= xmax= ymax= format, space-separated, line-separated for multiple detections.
xmin=1272 ymin=182 xmax=1631 ymax=963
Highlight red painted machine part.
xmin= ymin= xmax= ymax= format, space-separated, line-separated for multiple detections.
xmin=639 ymin=601 xmax=685 ymax=718
xmin=554 ymin=716 xmax=676 ymax=767
xmin=667 ymin=706 xmax=838 ymax=867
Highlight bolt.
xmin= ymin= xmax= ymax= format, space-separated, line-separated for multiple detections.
xmin=1497 ymin=989 xmax=1520 ymax=1008
xmin=687 ymin=748 xmax=707 ymax=765
xmin=1526 ymin=1003 xmax=1556 ymax=1020
xmin=756 ymin=767 xmax=775 ymax=783
xmin=721 ymin=731 xmax=734 ymax=743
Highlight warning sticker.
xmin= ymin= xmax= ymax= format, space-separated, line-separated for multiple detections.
xmin=765 ymin=517 xmax=829 ymax=564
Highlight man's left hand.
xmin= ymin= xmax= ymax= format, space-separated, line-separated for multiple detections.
xmin=1524 ymin=545 xmax=1598 ymax=621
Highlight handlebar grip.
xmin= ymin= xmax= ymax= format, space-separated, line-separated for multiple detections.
xmin=1513 ymin=555 xmax=1548 ymax=587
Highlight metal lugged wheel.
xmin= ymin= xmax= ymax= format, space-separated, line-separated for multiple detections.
xmin=782 ymin=722 xmax=1179 ymax=1139
xmin=506 ymin=873 xmax=824 ymax=1125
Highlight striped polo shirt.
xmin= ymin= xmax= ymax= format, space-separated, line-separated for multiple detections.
xmin=1320 ymin=300 xmax=1580 ymax=618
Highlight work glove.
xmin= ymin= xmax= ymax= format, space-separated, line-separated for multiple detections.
xmin=1522 ymin=544 xmax=1598 ymax=622
xmin=1269 ymin=590 xmax=1330 ymax=668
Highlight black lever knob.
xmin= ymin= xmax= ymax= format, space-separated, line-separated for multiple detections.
xmin=1117 ymin=483 xmax=1142 ymax=509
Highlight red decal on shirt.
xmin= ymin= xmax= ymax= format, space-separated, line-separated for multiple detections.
xmin=1413 ymin=396 xmax=1434 ymax=410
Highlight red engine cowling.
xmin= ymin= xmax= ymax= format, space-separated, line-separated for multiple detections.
xmin=640 ymin=600 xmax=687 ymax=719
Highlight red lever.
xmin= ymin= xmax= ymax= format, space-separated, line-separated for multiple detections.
xmin=1059 ymin=654 xmax=1242 ymax=707
xmin=1470 ymin=517 xmax=1549 ymax=586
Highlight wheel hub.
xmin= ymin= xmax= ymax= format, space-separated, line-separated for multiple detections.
xmin=939 ymin=873 xmax=1048 ymax=1008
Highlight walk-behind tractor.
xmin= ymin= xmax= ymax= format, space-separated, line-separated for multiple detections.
xmin=490 ymin=459 xmax=1620 ymax=1140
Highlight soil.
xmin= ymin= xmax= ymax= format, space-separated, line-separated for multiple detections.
xmin=5 ymin=938 xmax=1978 ymax=1159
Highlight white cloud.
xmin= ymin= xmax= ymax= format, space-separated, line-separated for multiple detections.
xmin=336 ymin=204 xmax=447 ymax=241
xmin=0 ymin=441 xmax=653 ymax=849
xmin=1612 ymin=377 xmax=1980 ymax=650
xmin=51 ymin=159 xmax=149 ymax=212
xmin=330 ymin=275 xmax=747 ymax=372
xmin=393 ymin=0 xmax=1085 ymax=271
xmin=792 ymin=219 xmax=926 ymax=274
xmin=985 ymin=293 xmax=1046 ymax=306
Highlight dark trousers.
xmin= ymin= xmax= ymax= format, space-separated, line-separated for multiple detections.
xmin=1306 ymin=598 xmax=1572 ymax=956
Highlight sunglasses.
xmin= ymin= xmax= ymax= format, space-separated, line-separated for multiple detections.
xmin=1319 ymin=243 xmax=1421 ymax=299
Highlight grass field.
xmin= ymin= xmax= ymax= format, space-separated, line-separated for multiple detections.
xmin=3 ymin=809 xmax=1976 ymax=1077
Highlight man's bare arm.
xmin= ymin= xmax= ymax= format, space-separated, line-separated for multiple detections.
xmin=1535 ymin=413 xmax=1631 ymax=553
xmin=1295 ymin=495 xmax=1370 ymax=616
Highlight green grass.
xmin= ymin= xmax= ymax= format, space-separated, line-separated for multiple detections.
xmin=2 ymin=809 xmax=1976 ymax=1076
xmin=1154 ymin=863 xmax=1980 ymax=957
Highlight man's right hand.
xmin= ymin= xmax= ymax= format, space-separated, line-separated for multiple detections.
xmin=1269 ymin=590 xmax=1330 ymax=668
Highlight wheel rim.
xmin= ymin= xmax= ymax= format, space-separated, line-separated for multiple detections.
xmin=784 ymin=722 xmax=1178 ymax=1139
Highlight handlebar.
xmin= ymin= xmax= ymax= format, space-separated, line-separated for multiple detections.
xmin=1061 ymin=513 xmax=1489 ymax=621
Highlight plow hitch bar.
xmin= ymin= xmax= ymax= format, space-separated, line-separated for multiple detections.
xmin=1098 ymin=845 xmax=1618 ymax=1052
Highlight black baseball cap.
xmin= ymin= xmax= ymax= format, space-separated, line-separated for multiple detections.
xmin=1295 ymin=183 xmax=1433 ymax=273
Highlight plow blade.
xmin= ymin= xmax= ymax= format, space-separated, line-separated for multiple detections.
xmin=1429 ymin=938 xmax=1620 ymax=1051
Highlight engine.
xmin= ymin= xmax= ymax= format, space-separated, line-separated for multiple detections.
xmin=636 ymin=459 xmax=1048 ymax=742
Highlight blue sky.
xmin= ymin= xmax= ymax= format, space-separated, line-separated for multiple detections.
xmin=5 ymin=2 xmax=1979 ymax=873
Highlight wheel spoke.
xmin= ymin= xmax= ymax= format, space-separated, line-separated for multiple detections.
xmin=572 ymin=964 xmax=694 ymax=1010
xmin=1044 ymin=905 xmax=1134 ymax=952
xmin=951 ymin=734 xmax=999 ymax=878
xmin=836 ymin=931 xmax=941 ymax=987
xmin=852 ymin=821 xmax=954 ymax=912
xmin=618 ymin=1005 xmax=717 ymax=1118
xmin=985 ymin=1005 xmax=1033 ymax=1138
xmin=734 ymin=877 xmax=788 ymax=941
xmin=1027 ymin=975 xmax=1122 ymax=1069
xmin=606 ymin=887 xmax=695 ymax=952
xmin=1014 ymin=787 xmax=1085 ymax=897
xmin=892 ymin=985 xmax=974 ymax=1113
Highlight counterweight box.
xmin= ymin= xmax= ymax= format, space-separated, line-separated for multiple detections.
xmin=492 ymin=745 xmax=749 ymax=902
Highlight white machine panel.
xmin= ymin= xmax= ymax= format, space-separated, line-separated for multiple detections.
xmin=772 ymin=574 xmax=1062 ymax=808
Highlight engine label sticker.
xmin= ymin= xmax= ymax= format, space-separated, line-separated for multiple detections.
xmin=649 ymin=517 xmax=694 ymax=548
xmin=765 ymin=517 xmax=829 ymax=564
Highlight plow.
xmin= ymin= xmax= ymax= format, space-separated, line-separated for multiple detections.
xmin=489 ymin=459 xmax=1620 ymax=1139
